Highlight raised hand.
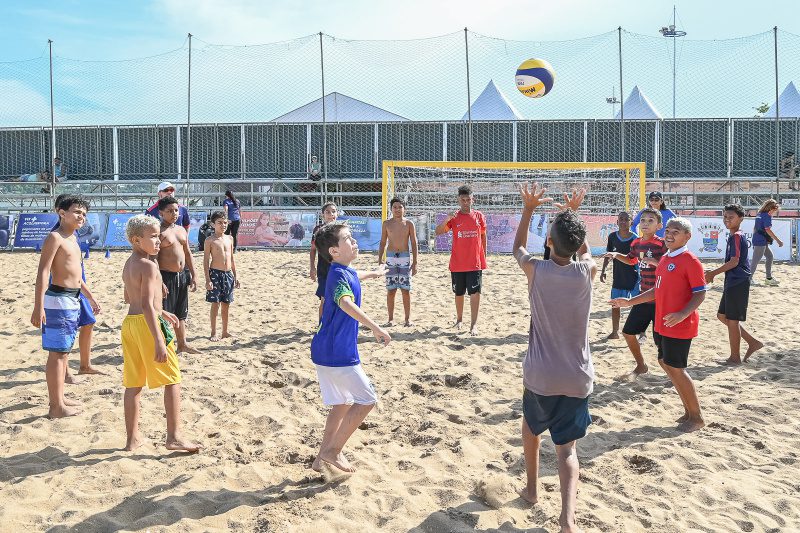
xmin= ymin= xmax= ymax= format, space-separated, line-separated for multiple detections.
xmin=518 ymin=182 xmax=553 ymax=210
xmin=554 ymin=188 xmax=587 ymax=212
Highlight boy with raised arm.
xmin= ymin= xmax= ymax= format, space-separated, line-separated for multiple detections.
xmin=30 ymin=196 xmax=91 ymax=418
xmin=378 ymin=197 xmax=418 ymax=326
xmin=612 ymin=218 xmax=707 ymax=432
xmin=204 ymin=211 xmax=240 ymax=341
xmin=604 ymin=207 xmax=667 ymax=377
xmin=121 ymin=214 xmax=201 ymax=452
xmin=513 ymin=184 xmax=595 ymax=533
xmin=157 ymin=196 xmax=199 ymax=354
xmin=434 ymin=184 xmax=487 ymax=336
xmin=309 ymin=221 xmax=390 ymax=477
xmin=705 ymin=204 xmax=762 ymax=364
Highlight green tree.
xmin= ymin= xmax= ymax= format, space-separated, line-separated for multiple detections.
xmin=754 ymin=102 xmax=770 ymax=116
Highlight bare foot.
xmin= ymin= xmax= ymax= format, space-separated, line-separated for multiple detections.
xmin=125 ymin=434 xmax=147 ymax=451
xmin=743 ymin=339 xmax=764 ymax=362
xmin=403 ymin=320 xmax=414 ymax=327
xmin=453 ymin=321 xmax=463 ymax=332
xmin=559 ymin=523 xmax=583 ymax=533
xmin=311 ymin=456 xmax=322 ymax=472
xmin=178 ymin=344 xmax=201 ymax=355
xmin=63 ymin=397 xmax=82 ymax=407
xmin=78 ymin=366 xmax=106 ymax=375
xmin=469 ymin=327 xmax=478 ymax=337
xmin=517 ymin=486 xmax=538 ymax=505
xmin=221 ymin=332 xmax=232 ymax=339
xmin=678 ymin=417 xmax=705 ymax=432
xmin=618 ymin=364 xmax=648 ymax=382
xmin=209 ymin=335 xmax=220 ymax=342
xmin=318 ymin=451 xmax=356 ymax=473
xmin=606 ymin=332 xmax=620 ymax=340
xmin=165 ymin=437 xmax=202 ymax=453
xmin=675 ymin=412 xmax=690 ymax=423
xmin=64 ymin=373 xmax=84 ymax=385
xmin=383 ymin=321 xmax=395 ymax=327
xmin=49 ymin=405 xmax=82 ymax=418
xmin=719 ymin=357 xmax=742 ymax=366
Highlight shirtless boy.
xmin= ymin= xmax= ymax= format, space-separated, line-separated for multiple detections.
xmin=157 ymin=196 xmax=199 ymax=354
xmin=203 ymin=211 xmax=240 ymax=341
xmin=378 ymin=198 xmax=418 ymax=326
xmin=121 ymin=214 xmax=201 ymax=452
xmin=30 ymin=196 xmax=90 ymax=418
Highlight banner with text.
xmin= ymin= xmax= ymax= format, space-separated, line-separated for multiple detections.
xmin=77 ymin=213 xmax=108 ymax=250
xmin=0 ymin=214 xmax=14 ymax=248
xmin=13 ymin=213 xmax=59 ymax=248
xmin=237 ymin=211 xmax=317 ymax=248
xmin=686 ymin=217 xmax=793 ymax=261
xmin=103 ymin=213 xmax=138 ymax=248
xmin=340 ymin=216 xmax=383 ymax=252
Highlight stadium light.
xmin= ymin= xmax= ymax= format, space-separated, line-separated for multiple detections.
xmin=659 ymin=6 xmax=687 ymax=118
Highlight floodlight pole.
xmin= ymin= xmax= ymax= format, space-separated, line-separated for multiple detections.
xmin=774 ymin=26 xmax=780 ymax=192
xmin=618 ymin=27 xmax=624 ymax=162
xmin=186 ymin=33 xmax=192 ymax=206
xmin=659 ymin=6 xmax=687 ymax=118
xmin=464 ymin=28 xmax=473 ymax=162
xmin=320 ymin=32 xmax=328 ymax=202
xmin=48 ymin=39 xmax=56 ymax=206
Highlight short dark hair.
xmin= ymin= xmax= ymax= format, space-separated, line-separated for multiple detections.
xmin=639 ymin=207 xmax=662 ymax=223
xmin=158 ymin=196 xmax=179 ymax=211
xmin=58 ymin=195 xmax=90 ymax=212
xmin=54 ymin=193 xmax=69 ymax=211
xmin=723 ymin=204 xmax=745 ymax=218
xmin=457 ymin=185 xmax=472 ymax=196
xmin=314 ymin=221 xmax=348 ymax=262
xmin=549 ymin=210 xmax=586 ymax=258
xmin=289 ymin=223 xmax=305 ymax=240
xmin=389 ymin=197 xmax=406 ymax=208
xmin=321 ymin=202 xmax=337 ymax=214
xmin=210 ymin=210 xmax=226 ymax=223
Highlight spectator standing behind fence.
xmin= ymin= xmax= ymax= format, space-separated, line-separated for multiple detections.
xmin=145 ymin=182 xmax=190 ymax=231
xmin=223 ymin=190 xmax=241 ymax=252
xmin=779 ymin=151 xmax=798 ymax=191
xmin=750 ymin=199 xmax=783 ymax=286
xmin=53 ymin=157 xmax=67 ymax=181
xmin=632 ymin=191 xmax=675 ymax=239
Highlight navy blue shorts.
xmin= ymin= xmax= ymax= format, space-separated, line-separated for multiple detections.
xmin=206 ymin=268 xmax=235 ymax=304
xmin=522 ymin=388 xmax=591 ymax=445
xmin=78 ymin=292 xmax=96 ymax=327
xmin=316 ymin=276 xmax=326 ymax=299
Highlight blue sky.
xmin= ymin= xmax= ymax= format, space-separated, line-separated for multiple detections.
xmin=1 ymin=0 xmax=798 ymax=125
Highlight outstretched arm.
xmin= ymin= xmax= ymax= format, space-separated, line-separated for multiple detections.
xmin=513 ymin=183 xmax=552 ymax=286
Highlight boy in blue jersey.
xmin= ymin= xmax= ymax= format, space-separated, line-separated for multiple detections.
xmin=705 ymin=204 xmax=763 ymax=365
xmin=310 ymin=221 xmax=390 ymax=477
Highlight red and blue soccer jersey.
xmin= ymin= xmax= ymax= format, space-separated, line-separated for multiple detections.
xmin=626 ymin=235 xmax=667 ymax=292
xmin=654 ymin=247 xmax=707 ymax=339
xmin=724 ymin=230 xmax=750 ymax=288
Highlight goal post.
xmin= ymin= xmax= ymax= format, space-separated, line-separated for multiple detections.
xmin=382 ymin=160 xmax=646 ymax=254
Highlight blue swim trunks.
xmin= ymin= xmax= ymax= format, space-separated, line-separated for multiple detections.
xmin=42 ymin=286 xmax=81 ymax=353
xmin=611 ymin=286 xmax=640 ymax=299
xmin=206 ymin=268 xmax=235 ymax=304
xmin=78 ymin=292 xmax=97 ymax=327
xmin=385 ymin=251 xmax=412 ymax=291
xmin=522 ymin=388 xmax=591 ymax=446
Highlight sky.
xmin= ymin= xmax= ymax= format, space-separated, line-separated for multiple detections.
xmin=1 ymin=0 xmax=798 ymax=126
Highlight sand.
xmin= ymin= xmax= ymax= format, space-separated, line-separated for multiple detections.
xmin=1 ymin=249 xmax=799 ymax=532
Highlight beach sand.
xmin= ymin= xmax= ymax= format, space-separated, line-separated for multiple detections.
xmin=1 ymin=250 xmax=798 ymax=532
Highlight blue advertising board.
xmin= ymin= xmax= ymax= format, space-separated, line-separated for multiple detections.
xmin=0 ymin=214 xmax=13 ymax=248
xmin=340 ymin=216 xmax=382 ymax=251
xmin=103 ymin=213 xmax=137 ymax=248
xmin=13 ymin=213 xmax=59 ymax=248
xmin=77 ymin=213 xmax=108 ymax=250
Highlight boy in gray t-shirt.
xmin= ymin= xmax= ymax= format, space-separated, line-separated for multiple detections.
xmin=512 ymin=184 xmax=597 ymax=533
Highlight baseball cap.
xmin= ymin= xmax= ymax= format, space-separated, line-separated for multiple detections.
xmin=158 ymin=181 xmax=176 ymax=192
xmin=648 ymin=191 xmax=663 ymax=199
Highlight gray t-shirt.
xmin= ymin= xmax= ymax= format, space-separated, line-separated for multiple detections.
xmin=522 ymin=258 xmax=594 ymax=398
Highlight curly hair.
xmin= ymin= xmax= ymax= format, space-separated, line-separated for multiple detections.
xmin=549 ymin=210 xmax=586 ymax=258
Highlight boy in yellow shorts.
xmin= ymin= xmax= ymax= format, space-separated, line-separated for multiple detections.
xmin=121 ymin=214 xmax=201 ymax=453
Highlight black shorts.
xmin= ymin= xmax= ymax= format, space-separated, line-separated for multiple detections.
xmin=653 ymin=331 xmax=692 ymax=369
xmin=718 ymin=280 xmax=750 ymax=322
xmin=451 ymin=270 xmax=482 ymax=296
xmin=622 ymin=302 xmax=655 ymax=336
xmin=522 ymin=388 xmax=591 ymax=445
xmin=161 ymin=269 xmax=190 ymax=321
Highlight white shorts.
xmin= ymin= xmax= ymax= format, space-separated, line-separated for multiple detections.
xmin=315 ymin=363 xmax=378 ymax=406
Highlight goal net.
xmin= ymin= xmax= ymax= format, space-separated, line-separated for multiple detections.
xmin=382 ymin=161 xmax=646 ymax=254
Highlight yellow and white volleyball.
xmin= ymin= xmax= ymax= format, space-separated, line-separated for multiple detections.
xmin=515 ymin=58 xmax=556 ymax=98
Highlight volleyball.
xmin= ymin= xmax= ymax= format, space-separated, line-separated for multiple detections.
xmin=515 ymin=58 xmax=555 ymax=98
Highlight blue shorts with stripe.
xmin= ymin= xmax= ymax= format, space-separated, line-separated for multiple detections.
xmin=42 ymin=288 xmax=81 ymax=353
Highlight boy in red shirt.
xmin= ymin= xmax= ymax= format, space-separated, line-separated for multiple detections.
xmin=434 ymin=184 xmax=487 ymax=336
xmin=604 ymin=207 xmax=667 ymax=377
xmin=611 ymin=217 xmax=707 ymax=432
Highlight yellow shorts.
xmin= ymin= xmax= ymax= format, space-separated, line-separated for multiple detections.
xmin=121 ymin=314 xmax=182 ymax=389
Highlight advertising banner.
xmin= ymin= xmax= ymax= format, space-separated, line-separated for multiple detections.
xmin=0 ymin=214 xmax=13 ymax=248
xmin=12 ymin=213 xmax=59 ymax=248
xmin=339 ymin=216 xmax=383 ymax=252
xmin=187 ymin=212 xmax=207 ymax=247
xmin=77 ymin=213 xmax=108 ymax=250
xmin=237 ymin=211 xmax=317 ymax=248
xmin=103 ymin=213 xmax=138 ymax=248
xmin=687 ymin=217 xmax=792 ymax=261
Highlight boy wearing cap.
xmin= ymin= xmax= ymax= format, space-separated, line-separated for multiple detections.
xmin=632 ymin=191 xmax=676 ymax=239
xmin=146 ymin=181 xmax=191 ymax=231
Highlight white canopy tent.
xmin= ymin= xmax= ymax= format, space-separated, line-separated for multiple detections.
xmin=462 ymin=79 xmax=524 ymax=121
xmin=614 ymin=85 xmax=663 ymax=120
xmin=271 ymin=92 xmax=408 ymax=122
xmin=765 ymin=81 xmax=800 ymax=118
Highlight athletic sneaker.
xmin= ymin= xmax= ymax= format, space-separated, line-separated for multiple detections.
xmin=764 ymin=278 xmax=780 ymax=286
